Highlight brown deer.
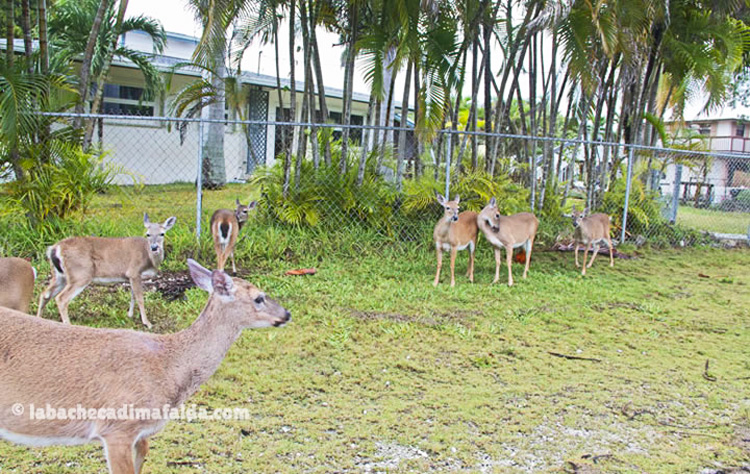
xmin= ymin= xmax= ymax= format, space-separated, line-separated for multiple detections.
xmin=36 ymin=214 xmax=176 ymax=328
xmin=477 ymin=198 xmax=539 ymax=286
xmin=571 ymin=206 xmax=614 ymax=275
xmin=433 ymin=193 xmax=478 ymax=287
xmin=0 ymin=259 xmax=290 ymax=474
xmin=0 ymin=257 xmax=36 ymax=313
xmin=210 ymin=199 xmax=256 ymax=274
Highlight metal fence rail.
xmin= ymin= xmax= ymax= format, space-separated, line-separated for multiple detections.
xmin=12 ymin=112 xmax=750 ymax=247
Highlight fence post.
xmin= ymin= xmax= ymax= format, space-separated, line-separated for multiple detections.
xmin=670 ymin=163 xmax=683 ymax=223
xmin=196 ymin=120 xmax=204 ymax=240
xmin=444 ymin=129 xmax=452 ymax=199
xmin=620 ymin=146 xmax=635 ymax=243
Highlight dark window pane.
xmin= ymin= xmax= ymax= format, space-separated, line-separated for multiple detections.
xmin=102 ymin=102 xmax=154 ymax=116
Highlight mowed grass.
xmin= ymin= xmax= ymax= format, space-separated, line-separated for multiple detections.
xmin=0 ymin=185 xmax=749 ymax=473
xmin=677 ymin=205 xmax=750 ymax=235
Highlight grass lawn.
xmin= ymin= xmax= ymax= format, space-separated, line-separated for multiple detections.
xmin=1 ymin=186 xmax=749 ymax=473
xmin=677 ymin=205 xmax=750 ymax=235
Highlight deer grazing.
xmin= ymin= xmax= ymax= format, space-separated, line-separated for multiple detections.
xmin=477 ymin=198 xmax=539 ymax=286
xmin=571 ymin=206 xmax=614 ymax=275
xmin=36 ymin=214 xmax=176 ymax=328
xmin=0 ymin=259 xmax=290 ymax=474
xmin=0 ymin=257 xmax=36 ymax=313
xmin=433 ymin=193 xmax=478 ymax=287
xmin=210 ymin=199 xmax=256 ymax=274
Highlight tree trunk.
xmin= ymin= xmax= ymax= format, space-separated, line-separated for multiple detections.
xmin=21 ymin=0 xmax=32 ymax=72
xmin=396 ymin=60 xmax=412 ymax=192
xmin=357 ymin=92 xmax=375 ymax=186
xmin=288 ymin=0 xmax=298 ymax=161
xmin=470 ymin=39 xmax=479 ymax=170
xmin=74 ymin=0 xmax=109 ymax=130
xmin=308 ymin=0 xmax=331 ymax=165
xmin=5 ymin=0 xmax=14 ymax=67
xmin=272 ymin=19 xmax=287 ymax=173
xmin=202 ymin=52 xmax=227 ymax=189
xmin=482 ymin=0 xmax=493 ymax=173
xmin=84 ymin=0 xmax=130 ymax=149
xmin=39 ymin=0 xmax=49 ymax=74
xmin=339 ymin=2 xmax=357 ymax=175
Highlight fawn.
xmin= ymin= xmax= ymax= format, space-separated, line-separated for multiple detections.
xmin=0 ymin=259 xmax=290 ymax=474
xmin=477 ymin=197 xmax=538 ymax=286
xmin=433 ymin=193 xmax=479 ymax=287
xmin=0 ymin=257 xmax=36 ymax=313
xmin=36 ymin=214 xmax=176 ymax=328
xmin=571 ymin=206 xmax=614 ymax=275
xmin=210 ymin=199 xmax=256 ymax=274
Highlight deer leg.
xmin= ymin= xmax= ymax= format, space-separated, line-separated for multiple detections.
xmin=127 ymin=287 xmax=136 ymax=319
xmin=492 ymin=247 xmax=502 ymax=284
xmin=37 ymin=273 xmax=65 ymax=317
xmin=230 ymin=250 xmax=237 ymax=275
xmin=467 ymin=242 xmax=475 ymax=283
xmin=523 ymin=238 xmax=534 ymax=279
xmin=129 ymin=276 xmax=152 ymax=329
xmin=582 ymin=243 xmax=591 ymax=275
xmin=54 ymin=280 xmax=87 ymax=325
xmin=574 ymin=243 xmax=580 ymax=268
xmin=506 ymin=245 xmax=514 ymax=287
xmin=433 ymin=246 xmax=443 ymax=287
xmin=608 ymin=237 xmax=614 ymax=267
xmin=102 ymin=436 xmax=136 ymax=474
xmin=449 ymin=246 xmax=457 ymax=287
xmin=587 ymin=243 xmax=600 ymax=268
xmin=215 ymin=242 xmax=226 ymax=271
xmin=134 ymin=438 xmax=149 ymax=474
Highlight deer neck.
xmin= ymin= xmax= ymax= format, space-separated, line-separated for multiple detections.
xmin=147 ymin=248 xmax=165 ymax=270
xmin=436 ymin=218 xmax=454 ymax=239
xmin=167 ymin=298 xmax=243 ymax=404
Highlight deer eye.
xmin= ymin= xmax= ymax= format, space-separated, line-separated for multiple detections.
xmin=495 ymin=214 xmax=500 ymax=219
xmin=160 ymin=233 xmax=165 ymax=237
xmin=146 ymin=233 xmax=151 ymax=237
xmin=254 ymin=295 xmax=265 ymax=304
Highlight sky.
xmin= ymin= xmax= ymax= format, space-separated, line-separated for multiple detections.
xmin=128 ymin=0 xmax=739 ymax=122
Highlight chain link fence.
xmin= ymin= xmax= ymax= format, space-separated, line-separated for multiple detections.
xmin=22 ymin=112 xmax=750 ymax=249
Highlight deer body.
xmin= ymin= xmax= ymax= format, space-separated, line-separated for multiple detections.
xmin=477 ymin=198 xmax=538 ymax=286
xmin=0 ymin=257 xmax=35 ymax=313
xmin=433 ymin=194 xmax=478 ymax=287
xmin=210 ymin=200 xmax=256 ymax=274
xmin=0 ymin=259 xmax=290 ymax=474
xmin=36 ymin=214 xmax=176 ymax=328
xmin=572 ymin=208 xmax=614 ymax=275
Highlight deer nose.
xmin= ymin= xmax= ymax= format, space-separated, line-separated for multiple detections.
xmin=452 ymin=216 xmax=458 ymax=222
xmin=150 ymin=244 xmax=159 ymax=252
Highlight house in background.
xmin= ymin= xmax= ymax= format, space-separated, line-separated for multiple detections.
xmin=91 ymin=31 xmax=387 ymax=184
xmin=661 ymin=117 xmax=750 ymax=204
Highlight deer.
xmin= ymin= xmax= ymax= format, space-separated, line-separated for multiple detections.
xmin=36 ymin=214 xmax=176 ymax=328
xmin=0 ymin=258 xmax=290 ymax=474
xmin=433 ymin=193 xmax=479 ymax=287
xmin=210 ymin=199 xmax=256 ymax=274
xmin=571 ymin=206 xmax=614 ymax=275
xmin=477 ymin=197 xmax=539 ymax=287
xmin=0 ymin=257 xmax=36 ymax=313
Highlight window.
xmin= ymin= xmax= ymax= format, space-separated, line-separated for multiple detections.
xmin=102 ymin=84 xmax=154 ymax=116
xmin=698 ymin=124 xmax=711 ymax=136
xmin=736 ymin=123 xmax=745 ymax=137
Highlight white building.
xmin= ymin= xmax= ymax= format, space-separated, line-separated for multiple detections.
xmin=99 ymin=31 xmax=377 ymax=184
xmin=661 ymin=118 xmax=750 ymax=204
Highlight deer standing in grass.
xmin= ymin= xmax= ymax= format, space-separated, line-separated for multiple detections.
xmin=210 ymin=200 xmax=256 ymax=274
xmin=571 ymin=206 xmax=614 ymax=275
xmin=433 ymin=193 xmax=478 ymax=287
xmin=477 ymin=198 xmax=539 ymax=286
xmin=0 ymin=257 xmax=36 ymax=313
xmin=0 ymin=259 xmax=290 ymax=474
xmin=36 ymin=214 xmax=176 ymax=328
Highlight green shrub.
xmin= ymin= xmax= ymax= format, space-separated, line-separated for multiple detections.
xmin=2 ymin=142 xmax=121 ymax=225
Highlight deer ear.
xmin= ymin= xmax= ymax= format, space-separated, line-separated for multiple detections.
xmin=143 ymin=212 xmax=151 ymax=227
xmin=454 ymin=195 xmax=460 ymax=204
xmin=163 ymin=216 xmax=176 ymax=231
xmin=211 ymin=270 xmax=235 ymax=297
xmin=572 ymin=205 xmax=577 ymax=212
xmin=436 ymin=192 xmax=446 ymax=205
xmin=488 ymin=197 xmax=497 ymax=208
xmin=236 ymin=198 xmax=241 ymax=206
xmin=247 ymin=200 xmax=257 ymax=211
xmin=188 ymin=259 xmax=213 ymax=293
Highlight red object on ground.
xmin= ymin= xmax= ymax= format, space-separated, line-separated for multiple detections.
xmin=514 ymin=250 xmax=527 ymax=264
xmin=285 ymin=268 xmax=317 ymax=276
